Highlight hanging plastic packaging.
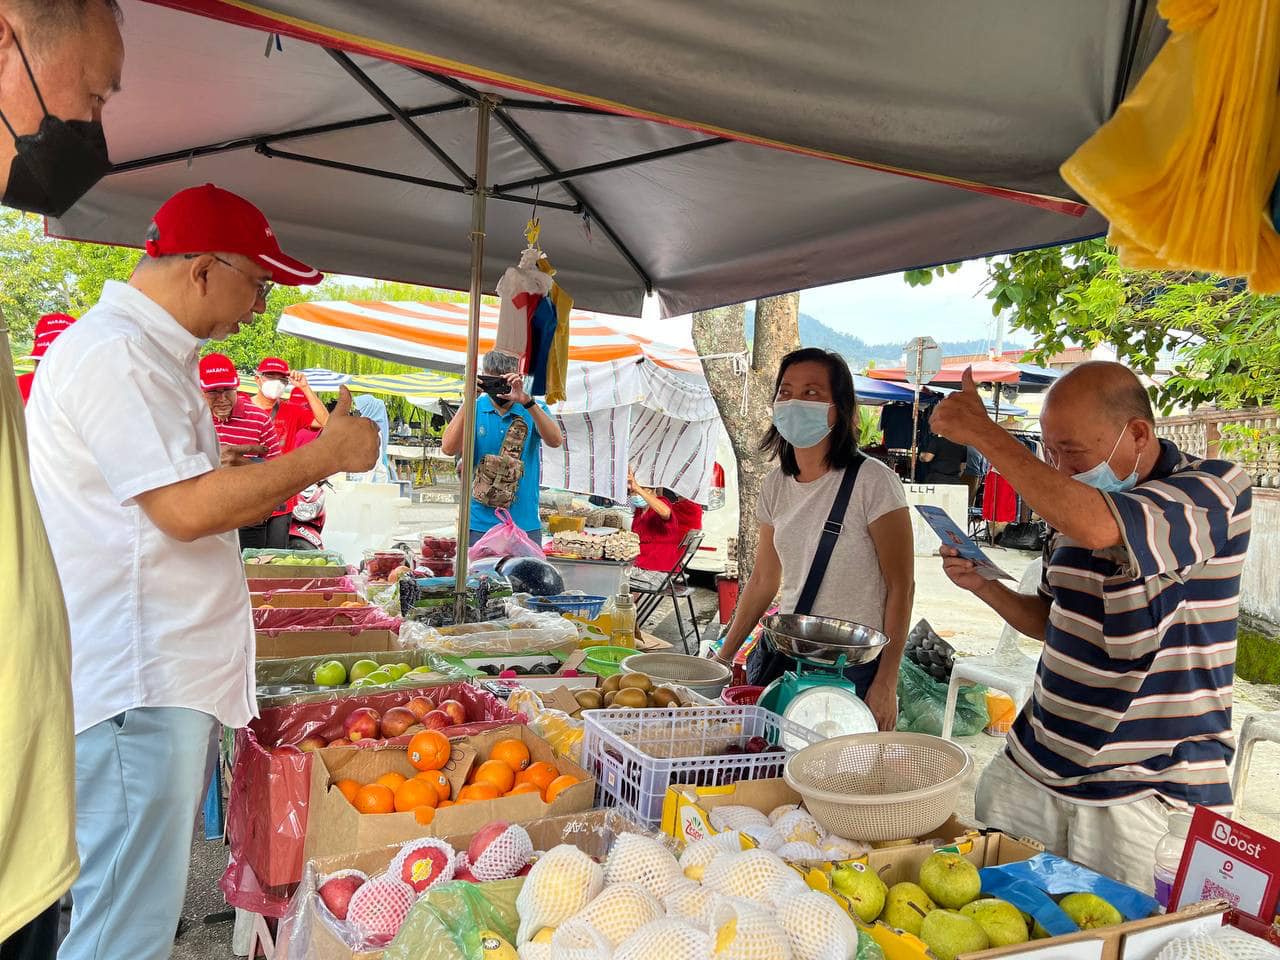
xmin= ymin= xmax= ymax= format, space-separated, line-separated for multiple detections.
xmin=469 ymin=508 xmax=545 ymax=561
xmin=896 ymin=658 xmax=988 ymax=737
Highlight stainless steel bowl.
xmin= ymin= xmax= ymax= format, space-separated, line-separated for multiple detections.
xmin=760 ymin=614 xmax=889 ymax=667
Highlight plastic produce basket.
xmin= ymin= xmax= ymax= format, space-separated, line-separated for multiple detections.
xmin=582 ymin=705 xmax=824 ymax=827
xmin=527 ymin=593 xmax=608 ymax=618
xmin=783 ymin=732 xmax=971 ymax=842
xmin=721 ymin=685 xmax=764 ymax=706
xmin=581 ymin=645 xmax=633 ymax=677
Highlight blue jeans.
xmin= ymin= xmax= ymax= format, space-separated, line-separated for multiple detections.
xmin=59 ymin=708 xmax=218 ymax=960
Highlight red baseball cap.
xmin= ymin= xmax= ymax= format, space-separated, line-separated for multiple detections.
xmin=31 ymin=313 xmax=75 ymax=358
xmin=199 ymin=354 xmax=240 ymax=391
xmin=257 ymin=357 xmax=289 ymax=376
xmin=144 ymin=183 xmax=322 ymax=286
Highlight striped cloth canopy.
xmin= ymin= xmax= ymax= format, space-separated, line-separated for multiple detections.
xmin=278 ymin=300 xmax=701 ymax=374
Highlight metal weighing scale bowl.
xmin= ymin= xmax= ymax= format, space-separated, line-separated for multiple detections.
xmin=760 ymin=614 xmax=889 ymax=669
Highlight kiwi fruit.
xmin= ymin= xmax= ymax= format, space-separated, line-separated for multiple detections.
xmin=614 ymin=687 xmax=649 ymax=708
xmin=574 ymin=689 xmax=604 ymax=710
xmin=603 ymin=690 xmax=618 ymax=707
xmin=619 ymin=672 xmax=653 ymax=693
xmin=601 ymin=674 xmax=623 ymax=694
xmin=649 ymin=687 xmax=681 ymax=708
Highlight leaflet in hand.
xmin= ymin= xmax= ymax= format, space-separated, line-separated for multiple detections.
xmin=914 ymin=504 xmax=1013 ymax=581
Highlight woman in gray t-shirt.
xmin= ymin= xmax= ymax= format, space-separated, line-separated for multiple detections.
xmin=713 ymin=348 xmax=914 ymax=730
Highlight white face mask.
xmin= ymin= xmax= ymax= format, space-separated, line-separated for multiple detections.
xmin=260 ymin=379 xmax=286 ymax=401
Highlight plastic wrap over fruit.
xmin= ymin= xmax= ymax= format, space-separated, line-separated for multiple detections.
xmin=407 ymin=611 xmax=580 ymax=657
xmin=382 ymin=877 xmax=523 ymax=960
xmin=509 ymin=688 xmax=585 ymax=763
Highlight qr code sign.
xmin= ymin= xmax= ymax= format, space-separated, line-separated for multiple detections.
xmin=1199 ymin=878 xmax=1241 ymax=908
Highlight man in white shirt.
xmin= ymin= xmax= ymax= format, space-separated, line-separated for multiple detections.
xmin=26 ymin=183 xmax=378 ymax=960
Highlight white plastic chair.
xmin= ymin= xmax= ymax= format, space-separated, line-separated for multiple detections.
xmin=940 ymin=557 xmax=1042 ymax=739
xmin=1231 ymin=711 xmax=1280 ymax=810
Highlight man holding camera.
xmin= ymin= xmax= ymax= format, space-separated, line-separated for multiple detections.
xmin=441 ymin=350 xmax=562 ymax=546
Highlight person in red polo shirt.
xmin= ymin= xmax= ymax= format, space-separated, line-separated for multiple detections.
xmin=250 ymin=358 xmax=329 ymax=546
xmin=16 ymin=312 xmax=76 ymax=404
xmin=199 ymin=353 xmax=286 ymax=548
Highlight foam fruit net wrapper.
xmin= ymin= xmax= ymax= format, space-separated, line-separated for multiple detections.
xmin=662 ymin=880 xmax=722 ymax=929
xmin=346 ymin=877 xmax=415 ymax=946
xmin=712 ymin=898 xmax=794 ymax=960
xmin=1156 ymin=930 xmax=1280 ymax=960
xmin=516 ymin=844 xmax=604 ymax=944
xmin=562 ymin=882 xmax=663 ymax=948
xmin=472 ymin=824 xmax=534 ymax=882
xmin=776 ymin=890 xmax=862 ymax=960
xmin=702 ymin=849 xmax=806 ymax=905
xmin=613 ymin=917 xmax=712 ymax=960
xmin=603 ymin=833 xmax=684 ymax=900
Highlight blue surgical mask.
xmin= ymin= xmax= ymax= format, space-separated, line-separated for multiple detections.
xmin=1072 ymin=425 xmax=1138 ymax=492
xmin=630 ymin=495 xmax=648 ymax=509
xmin=772 ymin=399 xmax=832 ymax=449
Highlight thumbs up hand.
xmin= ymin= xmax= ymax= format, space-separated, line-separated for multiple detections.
xmin=929 ymin=366 xmax=994 ymax=445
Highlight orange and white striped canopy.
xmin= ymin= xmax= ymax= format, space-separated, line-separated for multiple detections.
xmin=279 ymin=299 xmax=701 ymax=375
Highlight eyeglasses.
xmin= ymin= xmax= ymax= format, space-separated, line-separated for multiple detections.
xmin=186 ymin=253 xmax=274 ymax=301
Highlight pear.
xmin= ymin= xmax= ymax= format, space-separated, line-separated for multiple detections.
xmin=960 ymin=898 xmax=1029 ymax=946
xmin=879 ymin=882 xmax=934 ymax=937
xmin=918 ymin=852 xmax=981 ymax=910
xmin=1059 ymin=892 xmax=1122 ymax=930
xmin=830 ymin=862 xmax=887 ymax=923
xmin=919 ymin=910 xmax=989 ymax=960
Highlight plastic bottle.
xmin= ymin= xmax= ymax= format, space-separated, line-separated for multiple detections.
xmin=1153 ymin=810 xmax=1193 ymax=909
xmin=610 ymin=593 xmax=636 ymax=648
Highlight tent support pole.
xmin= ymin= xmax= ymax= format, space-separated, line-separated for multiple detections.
xmin=454 ymin=97 xmax=494 ymax=623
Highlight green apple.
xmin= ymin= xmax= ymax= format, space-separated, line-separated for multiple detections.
xmin=880 ymin=882 xmax=934 ymax=937
xmin=961 ymin=898 xmax=1028 ymax=946
xmin=312 ymin=660 xmax=347 ymax=687
xmin=831 ymin=862 xmax=887 ymax=923
xmin=387 ymin=663 xmax=412 ymax=680
xmin=919 ymin=852 xmax=981 ymax=910
xmin=365 ymin=669 xmax=394 ymax=686
xmin=348 ymin=659 xmax=380 ymax=683
xmin=920 ymin=911 xmax=989 ymax=960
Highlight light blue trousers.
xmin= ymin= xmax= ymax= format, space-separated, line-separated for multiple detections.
xmin=59 ymin=707 xmax=218 ymax=960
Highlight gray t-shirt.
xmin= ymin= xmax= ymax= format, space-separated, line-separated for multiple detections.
xmin=757 ymin=458 xmax=909 ymax=630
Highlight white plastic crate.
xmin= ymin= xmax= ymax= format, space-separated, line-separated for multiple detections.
xmin=581 ymin=705 xmax=823 ymax=827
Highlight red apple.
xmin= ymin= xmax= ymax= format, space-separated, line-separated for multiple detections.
xmin=467 ymin=822 xmax=510 ymax=866
xmin=327 ymin=738 xmax=350 ymax=748
xmin=317 ymin=870 xmax=367 ymax=920
xmin=421 ymin=710 xmax=451 ymax=731
xmin=454 ymin=865 xmax=478 ymax=883
xmin=468 ymin=823 xmax=533 ymax=881
xmin=271 ymin=744 xmax=303 ymax=757
xmin=405 ymin=696 xmax=435 ymax=720
xmin=343 ymin=707 xmax=381 ymax=742
xmin=515 ymin=862 xmax=532 ymax=877
xmin=438 ymin=699 xmax=466 ymax=726
xmin=297 ymin=735 xmax=328 ymax=754
xmin=380 ymin=707 xmax=418 ymax=739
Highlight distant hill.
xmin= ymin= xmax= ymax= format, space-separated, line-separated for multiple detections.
xmin=744 ymin=307 xmax=1024 ymax=370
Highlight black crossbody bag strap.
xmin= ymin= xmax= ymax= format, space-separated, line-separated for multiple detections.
xmin=792 ymin=455 xmax=863 ymax=616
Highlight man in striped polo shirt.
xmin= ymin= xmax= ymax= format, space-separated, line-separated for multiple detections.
xmin=199 ymin=352 xmax=283 ymax=547
xmin=931 ymin=361 xmax=1251 ymax=892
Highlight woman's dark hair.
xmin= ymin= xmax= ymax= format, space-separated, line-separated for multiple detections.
xmin=760 ymin=347 xmax=860 ymax=477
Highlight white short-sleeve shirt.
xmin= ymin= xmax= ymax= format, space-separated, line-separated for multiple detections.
xmin=757 ymin=457 xmax=909 ymax=630
xmin=26 ymin=281 xmax=256 ymax=734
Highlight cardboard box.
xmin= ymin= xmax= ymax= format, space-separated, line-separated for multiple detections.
xmin=245 ymin=561 xmax=348 ymax=579
xmin=302 ymin=724 xmax=595 ymax=866
xmin=252 ymin=590 xmax=363 ymax=608
xmin=290 ymin=809 xmax=645 ymax=960
xmin=255 ymin=628 xmax=399 ymax=660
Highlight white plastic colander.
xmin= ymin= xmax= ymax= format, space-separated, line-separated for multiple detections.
xmin=783 ymin=732 xmax=971 ymax=841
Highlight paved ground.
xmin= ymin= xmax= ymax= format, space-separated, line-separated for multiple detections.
xmin=167 ymin=503 xmax=1280 ymax=958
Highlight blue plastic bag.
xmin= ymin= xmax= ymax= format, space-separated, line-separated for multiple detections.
xmin=979 ymin=853 xmax=1159 ymax=937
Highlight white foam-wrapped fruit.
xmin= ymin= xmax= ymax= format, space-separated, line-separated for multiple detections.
xmin=515 ymin=845 xmax=604 ymax=944
xmin=603 ymin=833 xmax=683 ymax=899
xmin=776 ymin=891 xmax=862 ymax=960
xmin=614 ymin=918 xmax=713 ymax=960
xmin=702 ymin=849 xmax=806 ymax=905
xmin=712 ymin=897 xmax=794 ymax=960
xmin=562 ymin=883 xmax=663 ymax=948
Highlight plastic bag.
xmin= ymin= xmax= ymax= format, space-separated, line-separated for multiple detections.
xmin=509 ymin=688 xmax=585 ymax=763
xmin=252 ymin=605 xmax=398 ymax=631
xmin=242 ymin=547 xmax=349 ymax=567
xmin=856 ymin=929 xmax=886 ymax=960
xmin=406 ymin=612 xmax=580 ymax=657
xmin=896 ymin=658 xmax=987 ymax=737
xmin=978 ymin=852 xmax=1159 ymax=938
xmin=469 ymin=508 xmax=545 ymax=561
xmin=383 ymin=878 xmax=523 ymax=960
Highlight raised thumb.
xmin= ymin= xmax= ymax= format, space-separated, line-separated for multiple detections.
xmin=332 ymin=385 xmax=353 ymax=417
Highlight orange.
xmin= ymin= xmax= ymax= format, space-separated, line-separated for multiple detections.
xmin=335 ymin=779 xmax=361 ymax=805
xmin=490 ymin=738 xmax=531 ymax=772
xmin=516 ymin=761 xmax=558 ymax=793
xmin=353 ymin=783 xmax=395 ymax=815
xmin=375 ymin=772 xmax=407 ymax=791
xmin=415 ymin=770 xmax=451 ymax=803
xmin=543 ymin=775 xmax=580 ymax=804
xmin=413 ymin=806 xmax=436 ymax=826
xmin=507 ymin=782 xmax=541 ymax=796
xmin=407 ymin=730 xmax=450 ymax=772
xmin=436 ymin=799 xmax=454 ymax=808
xmin=394 ymin=778 xmax=438 ymax=813
xmin=457 ymin=783 xmax=501 ymax=802
xmin=472 ymin=760 xmax=515 ymax=794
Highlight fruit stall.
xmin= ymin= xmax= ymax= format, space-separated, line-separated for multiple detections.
xmin=219 ymin=548 xmax=1280 ymax=960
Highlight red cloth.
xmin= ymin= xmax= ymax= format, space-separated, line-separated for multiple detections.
xmin=982 ymin=468 xmax=1018 ymax=522
xmin=16 ymin=371 xmax=33 ymax=405
xmin=634 ymin=496 xmax=703 ymax=572
xmin=211 ymin=394 xmax=282 ymax=457
xmin=259 ymin=398 xmax=318 ymax=516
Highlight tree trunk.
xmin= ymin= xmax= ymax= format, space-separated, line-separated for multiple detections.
xmin=692 ymin=293 xmax=800 ymax=581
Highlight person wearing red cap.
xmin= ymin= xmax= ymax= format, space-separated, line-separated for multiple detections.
xmin=0 ymin=2 xmax=124 ymax=956
xmin=25 ymin=183 xmax=378 ymax=960
xmin=15 ymin=312 xmax=75 ymax=404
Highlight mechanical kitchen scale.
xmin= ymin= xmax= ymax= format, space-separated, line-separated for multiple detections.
xmin=756 ymin=613 xmax=885 ymax=744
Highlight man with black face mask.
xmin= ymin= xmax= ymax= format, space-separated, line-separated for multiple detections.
xmin=0 ymin=2 xmax=123 ymax=958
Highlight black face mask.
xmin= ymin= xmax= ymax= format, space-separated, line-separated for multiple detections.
xmin=0 ymin=38 xmax=110 ymax=217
